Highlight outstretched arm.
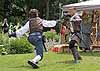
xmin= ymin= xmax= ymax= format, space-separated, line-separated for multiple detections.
xmin=70 ymin=13 xmax=82 ymax=22
xmin=42 ymin=20 xmax=57 ymax=27
xmin=16 ymin=21 xmax=29 ymax=37
xmin=9 ymin=21 xmax=29 ymax=38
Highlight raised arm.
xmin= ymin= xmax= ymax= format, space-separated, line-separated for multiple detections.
xmin=42 ymin=20 xmax=57 ymax=27
xmin=16 ymin=21 xmax=29 ymax=37
xmin=70 ymin=13 xmax=82 ymax=22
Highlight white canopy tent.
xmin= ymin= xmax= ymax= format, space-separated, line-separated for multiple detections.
xmin=63 ymin=0 xmax=100 ymax=46
xmin=63 ymin=0 xmax=100 ymax=11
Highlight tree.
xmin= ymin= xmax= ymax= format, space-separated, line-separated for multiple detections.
xmin=0 ymin=0 xmax=4 ymax=21
xmin=0 ymin=0 xmax=80 ymax=23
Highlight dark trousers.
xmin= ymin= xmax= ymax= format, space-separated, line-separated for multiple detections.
xmin=69 ymin=40 xmax=81 ymax=61
xmin=28 ymin=32 xmax=43 ymax=60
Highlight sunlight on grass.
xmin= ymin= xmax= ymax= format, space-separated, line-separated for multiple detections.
xmin=0 ymin=52 xmax=100 ymax=71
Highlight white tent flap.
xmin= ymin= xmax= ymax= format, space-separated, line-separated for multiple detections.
xmin=63 ymin=0 xmax=100 ymax=11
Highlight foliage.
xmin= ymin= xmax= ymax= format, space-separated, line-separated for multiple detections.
xmin=0 ymin=33 xmax=9 ymax=45
xmin=44 ymin=31 xmax=60 ymax=42
xmin=1 ymin=48 xmax=8 ymax=55
xmin=0 ymin=33 xmax=33 ymax=54
xmin=0 ymin=22 xmax=2 ymax=33
xmin=0 ymin=0 xmax=4 ymax=21
xmin=44 ymin=31 xmax=56 ymax=40
xmin=54 ymin=34 xmax=60 ymax=42
xmin=55 ymin=21 xmax=61 ymax=34
xmin=0 ymin=0 xmax=80 ymax=22
xmin=8 ymin=37 xmax=33 ymax=54
xmin=0 ymin=33 xmax=10 ymax=54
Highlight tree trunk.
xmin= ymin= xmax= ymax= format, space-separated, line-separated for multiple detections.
xmin=46 ymin=0 xmax=49 ymax=19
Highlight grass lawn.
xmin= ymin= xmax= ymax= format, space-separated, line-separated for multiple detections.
xmin=0 ymin=51 xmax=100 ymax=71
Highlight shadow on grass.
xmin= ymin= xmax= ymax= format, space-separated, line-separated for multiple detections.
xmin=40 ymin=60 xmax=75 ymax=69
xmin=79 ymin=51 xmax=100 ymax=57
xmin=56 ymin=60 xmax=75 ymax=65
xmin=8 ymin=65 xmax=33 ymax=69
xmin=8 ymin=60 xmax=77 ymax=70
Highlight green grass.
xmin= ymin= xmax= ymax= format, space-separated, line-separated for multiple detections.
xmin=0 ymin=52 xmax=100 ymax=71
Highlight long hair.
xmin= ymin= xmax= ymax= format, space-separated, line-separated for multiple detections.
xmin=29 ymin=9 xmax=39 ymax=18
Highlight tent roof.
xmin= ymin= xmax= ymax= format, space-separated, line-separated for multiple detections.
xmin=63 ymin=0 xmax=100 ymax=11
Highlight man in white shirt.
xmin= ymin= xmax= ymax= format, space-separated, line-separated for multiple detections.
xmin=9 ymin=9 xmax=57 ymax=69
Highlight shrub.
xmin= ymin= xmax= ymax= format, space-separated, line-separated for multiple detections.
xmin=54 ymin=34 xmax=60 ymax=42
xmin=44 ymin=31 xmax=56 ymax=40
xmin=1 ymin=48 xmax=8 ymax=55
xmin=8 ymin=37 xmax=33 ymax=54
xmin=0 ymin=33 xmax=10 ymax=54
xmin=0 ymin=33 xmax=9 ymax=45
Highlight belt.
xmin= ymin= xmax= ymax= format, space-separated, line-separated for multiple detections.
xmin=71 ymin=31 xmax=80 ymax=34
xmin=30 ymin=32 xmax=42 ymax=36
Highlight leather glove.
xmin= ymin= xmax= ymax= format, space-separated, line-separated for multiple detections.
xmin=8 ymin=32 xmax=16 ymax=38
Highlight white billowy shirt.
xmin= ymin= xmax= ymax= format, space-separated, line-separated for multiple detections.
xmin=70 ymin=13 xmax=82 ymax=22
xmin=16 ymin=20 xmax=56 ymax=37
xmin=70 ymin=13 xmax=82 ymax=32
